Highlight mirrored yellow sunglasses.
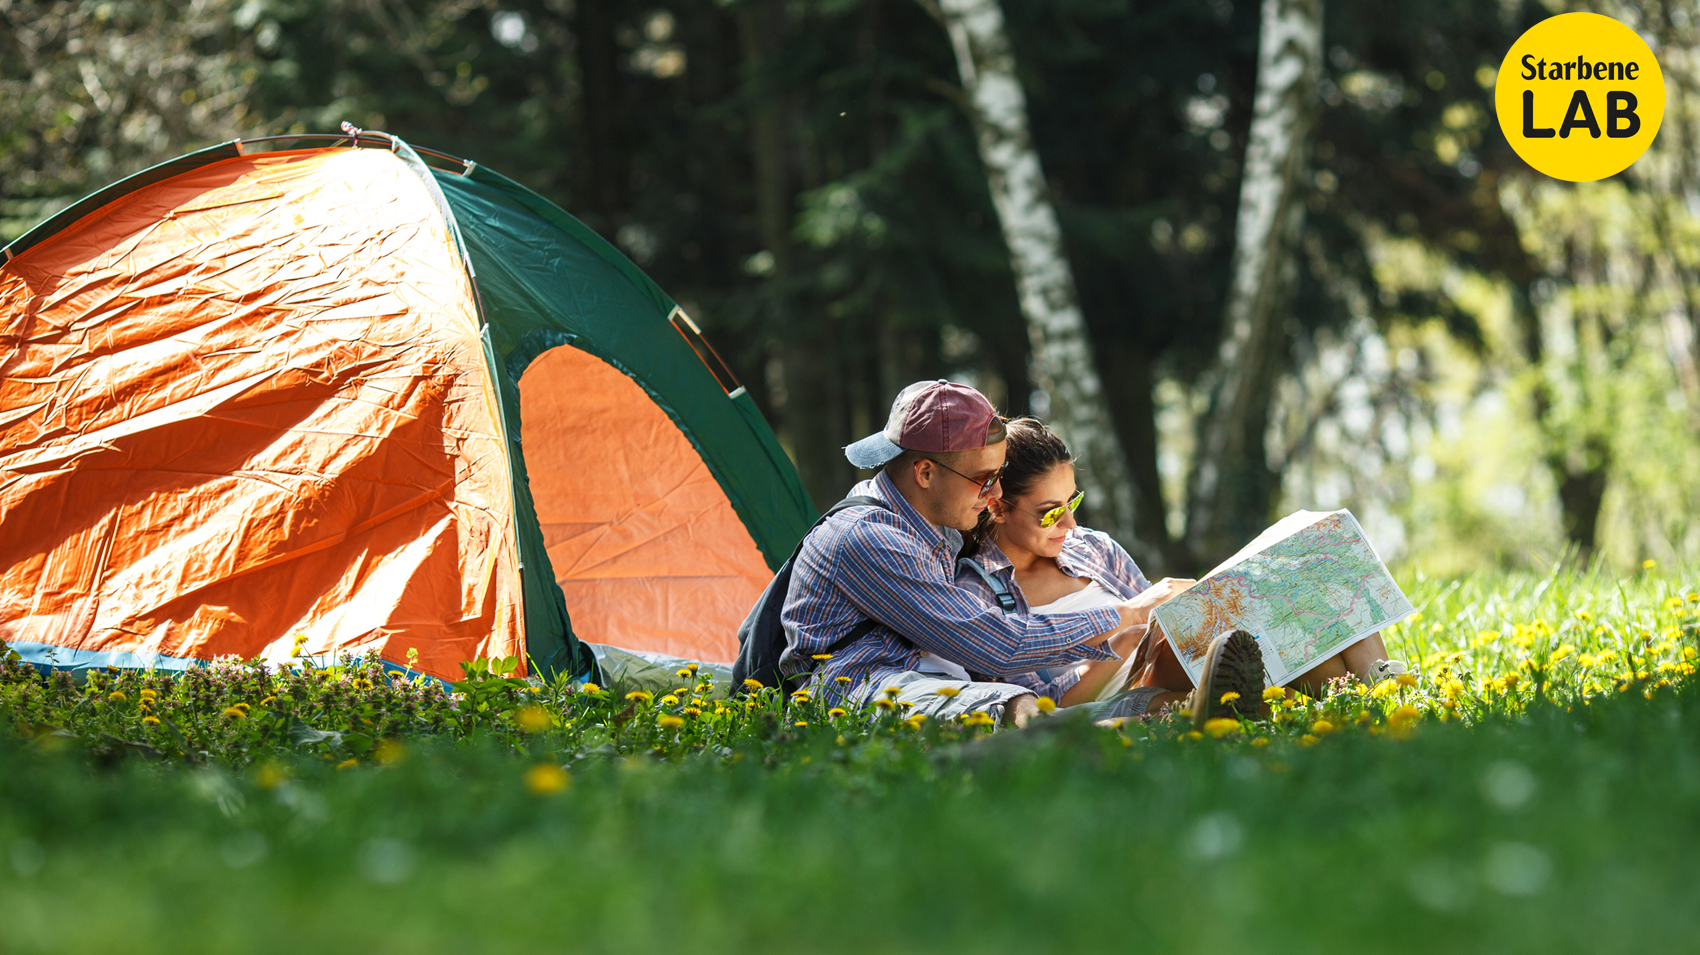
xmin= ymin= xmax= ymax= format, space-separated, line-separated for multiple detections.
xmin=1037 ymin=490 xmax=1085 ymax=528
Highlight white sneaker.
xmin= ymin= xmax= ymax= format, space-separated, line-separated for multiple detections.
xmin=1366 ymin=659 xmax=1409 ymax=687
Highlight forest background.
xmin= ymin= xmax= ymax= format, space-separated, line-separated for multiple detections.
xmin=6 ymin=0 xmax=1700 ymax=578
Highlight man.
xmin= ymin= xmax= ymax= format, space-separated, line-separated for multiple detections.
xmin=780 ymin=380 xmax=1197 ymax=726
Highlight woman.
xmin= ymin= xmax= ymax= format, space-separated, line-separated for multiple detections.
xmin=956 ymin=418 xmax=1406 ymax=720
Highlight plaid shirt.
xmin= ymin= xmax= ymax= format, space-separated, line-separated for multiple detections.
xmin=954 ymin=530 xmax=1152 ymax=701
xmin=780 ymin=471 xmax=1119 ymax=703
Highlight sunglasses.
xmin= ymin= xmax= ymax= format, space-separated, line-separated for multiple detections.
xmin=926 ymin=459 xmax=1006 ymax=497
xmin=1033 ymin=490 xmax=1085 ymax=528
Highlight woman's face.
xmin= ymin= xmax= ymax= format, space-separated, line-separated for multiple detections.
xmin=991 ymin=463 xmax=1078 ymax=560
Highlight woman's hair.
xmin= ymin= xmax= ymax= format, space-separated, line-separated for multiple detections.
xmin=959 ymin=416 xmax=1072 ymax=558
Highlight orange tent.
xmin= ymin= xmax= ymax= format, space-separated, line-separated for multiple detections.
xmin=0 ymin=133 xmax=815 ymax=682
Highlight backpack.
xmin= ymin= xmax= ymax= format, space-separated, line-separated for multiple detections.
xmin=731 ymin=496 xmax=894 ymax=694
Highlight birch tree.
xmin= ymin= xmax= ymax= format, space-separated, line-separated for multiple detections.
xmin=928 ymin=0 xmax=1147 ymax=559
xmin=1186 ymin=0 xmax=1323 ymax=562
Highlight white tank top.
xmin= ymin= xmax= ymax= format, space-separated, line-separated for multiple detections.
xmin=1029 ymin=579 xmax=1122 ymax=615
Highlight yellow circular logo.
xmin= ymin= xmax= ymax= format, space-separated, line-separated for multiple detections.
xmin=1495 ymin=11 xmax=1664 ymax=182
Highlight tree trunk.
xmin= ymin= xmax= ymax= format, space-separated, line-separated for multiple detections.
xmin=930 ymin=0 xmax=1145 ymax=555
xmin=573 ymin=0 xmax=626 ymax=229
xmin=1185 ymin=0 xmax=1322 ymax=564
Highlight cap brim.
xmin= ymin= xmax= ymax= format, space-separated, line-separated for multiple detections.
xmin=844 ymin=433 xmax=903 ymax=469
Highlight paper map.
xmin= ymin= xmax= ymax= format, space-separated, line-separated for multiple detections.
xmin=1150 ymin=510 xmax=1414 ymax=687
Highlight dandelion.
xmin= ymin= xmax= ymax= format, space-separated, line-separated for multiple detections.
xmin=1685 ymin=647 xmax=1698 ymax=661
xmin=221 ymin=706 xmax=247 ymax=720
xmin=580 ymin=682 xmax=602 ymax=694
xmin=255 ymin=762 xmax=288 ymax=789
xmin=1035 ymin=696 xmax=1057 ymax=713
xmin=1262 ymin=686 xmax=1286 ymax=702
xmin=1298 ymin=734 xmax=1319 ymax=747
xmin=1388 ymin=704 xmax=1421 ymax=733
xmin=1594 ymin=650 xmax=1618 ymax=667
xmin=743 ymin=678 xmax=764 ymax=691
xmin=683 ymin=707 xmax=702 ymax=718
xmin=524 ymin=763 xmax=570 ymax=795
xmin=1551 ymin=644 xmax=1576 ymax=664
xmin=336 ymin=758 xmax=358 ymax=770
xmin=1185 ymin=731 xmax=1204 ymax=742
xmin=1575 ymin=609 xmax=1593 ymax=622
xmin=658 ymin=714 xmax=685 ymax=730
xmin=1218 ymin=691 xmax=1241 ymax=705
xmin=676 ymin=668 xmax=693 ymax=679
xmin=1203 ymin=717 xmax=1241 ymax=738
xmin=1250 ymin=737 xmax=1270 ymax=748
xmin=142 ymin=716 xmax=160 ymax=726
xmin=962 ymin=712 xmax=995 ymax=728
xmin=794 ymin=720 xmax=809 ymax=728
xmin=1371 ymin=680 xmax=1400 ymax=700
xmin=1396 ymin=673 xmax=1418 ymax=689
xmin=933 ymin=686 xmax=961 ymax=699
xmin=516 ymin=705 xmax=553 ymax=733
xmin=874 ymin=698 xmax=895 ymax=711
xmin=107 ymin=690 xmax=127 ymax=703
xmin=258 ymin=695 xmax=276 ymax=707
xmin=373 ymin=739 xmax=405 ymax=766
xmin=659 ymin=695 xmax=679 ymax=707
xmin=902 ymin=714 xmax=927 ymax=730
xmin=898 ymin=701 xmax=915 ymax=710
xmin=790 ymin=690 xmax=811 ymax=702
xmin=688 ymin=663 xmax=700 ymax=674
xmin=139 ymin=688 xmax=157 ymax=700
xmin=626 ymin=690 xmax=653 ymax=703
xmin=828 ymin=707 xmax=847 ymax=718
xmin=291 ymin=632 xmax=309 ymax=656
xmin=883 ymin=686 xmax=901 ymax=699
xmin=811 ymin=653 xmax=833 ymax=661
xmin=1310 ymin=719 xmax=1335 ymax=736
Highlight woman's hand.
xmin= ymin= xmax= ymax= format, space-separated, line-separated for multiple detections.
xmin=1115 ymin=577 xmax=1196 ymax=628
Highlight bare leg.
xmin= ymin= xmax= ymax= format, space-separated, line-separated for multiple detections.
xmin=1339 ymin=631 xmax=1391 ymax=682
xmin=1286 ymin=655 xmax=1348 ymax=698
xmin=1003 ymin=693 xmax=1039 ymax=729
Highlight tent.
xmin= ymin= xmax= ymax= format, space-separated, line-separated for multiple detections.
xmin=0 ymin=131 xmax=816 ymax=683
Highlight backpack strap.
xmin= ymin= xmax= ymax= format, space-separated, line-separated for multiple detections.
xmin=786 ymin=495 xmax=896 ymax=689
xmin=956 ymin=557 xmax=1017 ymax=613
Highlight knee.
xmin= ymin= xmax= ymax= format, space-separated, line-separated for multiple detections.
xmin=1002 ymin=693 xmax=1039 ymax=729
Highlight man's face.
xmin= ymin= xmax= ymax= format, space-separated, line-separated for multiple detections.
xmin=909 ymin=441 xmax=1007 ymax=533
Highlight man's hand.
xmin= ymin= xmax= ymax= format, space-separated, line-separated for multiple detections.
xmin=1115 ymin=577 xmax=1196 ymax=629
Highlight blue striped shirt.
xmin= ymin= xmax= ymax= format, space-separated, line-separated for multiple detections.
xmin=954 ymin=529 xmax=1152 ymax=700
xmin=779 ymin=471 xmax=1119 ymax=703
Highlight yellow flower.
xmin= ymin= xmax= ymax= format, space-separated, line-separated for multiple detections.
xmin=676 ymin=667 xmax=693 ymax=679
xmin=1298 ymin=734 xmax=1318 ymax=747
xmin=1395 ymin=673 xmax=1418 ymax=688
xmin=1218 ymin=691 xmax=1241 ymax=705
xmin=902 ymin=714 xmax=927 ymax=730
xmin=107 ymin=690 xmax=127 ymax=702
xmin=1310 ymin=719 xmax=1335 ymax=736
xmin=1035 ymin=696 xmax=1057 ymax=714
xmin=683 ymin=707 xmax=702 ymax=718
xmin=836 ymin=735 xmax=849 ymax=746
xmin=811 ymin=653 xmax=833 ymax=661
xmin=626 ymin=690 xmax=653 ymax=703
xmin=291 ymin=632 xmax=309 ymax=655
xmin=828 ymin=707 xmax=847 ymax=718
xmin=221 ymin=706 xmax=247 ymax=720
xmin=1551 ymin=644 xmax=1575 ymax=664
xmin=933 ymin=686 xmax=961 ymax=698
xmin=1370 ymin=680 xmax=1399 ymax=700
xmin=1685 ymin=647 xmax=1698 ymax=661
xmin=1262 ymin=685 xmax=1286 ymax=702
xmin=1388 ymin=704 xmax=1421 ymax=732
xmin=1644 ymin=559 xmax=1658 ymax=570
xmin=254 ymin=762 xmax=288 ymax=789
xmin=1185 ymin=731 xmax=1203 ymax=741
xmin=1575 ymin=609 xmax=1593 ymax=622
xmin=142 ymin=716 xmax=160 ymax=726
xmin=1203 ymin=717 xmax=1241 ymax=738
xmin=257 ymin=695 xmax=277 ymax=707
xmin=524 ymin=763 xmax=570 ymax=795
xmin=516 ymin=705 xmax=553 ymax=733
xmin=336 ymin=758 xmax=358 ymax=770
xmin=794 ymin=720 xmax=809 ymax=728
xmin=835 ymin=675 xmax=852 ymax=684
xmin=742 ymin=678 xmax=764 ymax=691
xmin=883 ymin=686 xmax=901 ymax=699
xmin=373 ymin=739 xmax=405 ymax=766
xmin=874 ymin=698 xmax=895 ymax=711
xmin=659 ymin=695 xmax=679 ymax=707
xmin=961 ymin=712 xmax=995 ymax=728
xmin=790 ymin=690 xmax=811 ymax=702
xmin=139 ymin=688 xmax=158 ymax=700
xmin=1249 ymin=737 xmax=1270 ymax=748
xmin=898 ymin=700 xmax=915 ymax=710
xmin=579 ymin=682 xmax=601 ymax=694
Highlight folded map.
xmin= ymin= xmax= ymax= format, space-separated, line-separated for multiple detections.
xmin=1149 ymin=509 xmax=1415 ymax=688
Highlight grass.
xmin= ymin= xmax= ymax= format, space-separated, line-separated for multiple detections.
xmin=2 ymin=564 xmax=1699 ymax=954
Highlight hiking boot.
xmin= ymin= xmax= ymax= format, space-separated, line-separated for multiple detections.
xmin=1188 ymin=629 xmax=1267 ymax=730
xmin=1366 ymin=659 xmax=1410 ymax=687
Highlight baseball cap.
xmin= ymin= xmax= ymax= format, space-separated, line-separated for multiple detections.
xmin=843 ymin=379 xmax=1004 ymax=469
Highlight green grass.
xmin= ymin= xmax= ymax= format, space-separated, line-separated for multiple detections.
xmin=3 ymin=566 xmax=1699 ymax=954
